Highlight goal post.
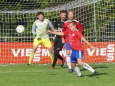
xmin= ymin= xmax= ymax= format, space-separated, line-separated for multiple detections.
xmin=0 ymin=0 xmax=115 ymax=64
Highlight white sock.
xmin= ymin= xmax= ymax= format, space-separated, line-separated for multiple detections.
xmin=82 ymin=63 xmax=95 ymax=73
xmin=74 ymin=66 xmax=81 ymax=76
xmin=66 ymin=55 xmax=72 ymax=69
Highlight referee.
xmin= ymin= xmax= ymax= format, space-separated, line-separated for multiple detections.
xmin=51 ymin=11 xmax=67 ymax=69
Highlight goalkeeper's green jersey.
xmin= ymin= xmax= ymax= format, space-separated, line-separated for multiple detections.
xmin=32 ymin=19 xmax=54 ymax=39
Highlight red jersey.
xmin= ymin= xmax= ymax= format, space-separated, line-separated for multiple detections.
xmin=62 ymin=20 xmax=84 ymax=43
xmin=63 ymin=29 xmax=73 ymax=43
xmin=63 ymin=30 xmax=83 ymax=50
xmin=62 ymin=20 xmax=84 ymax=34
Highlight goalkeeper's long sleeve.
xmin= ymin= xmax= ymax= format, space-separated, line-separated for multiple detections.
xmin=32 ymin=22 xmax=37 ymax=35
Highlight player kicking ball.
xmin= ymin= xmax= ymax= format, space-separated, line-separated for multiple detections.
xmin=28 ymin=12 xmax=55 ymax=65
xmin=48 ymin=21 xmax=98 ymax=77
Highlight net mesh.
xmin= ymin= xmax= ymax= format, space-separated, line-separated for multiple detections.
xmin=0 ymin=0 xmax=115 ymax=64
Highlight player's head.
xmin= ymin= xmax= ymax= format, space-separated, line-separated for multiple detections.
xmin=36 ymin=12 xmax=44 ymax=21
xmin=69 ymin=21 xmax=76 ymax=30
xmin=59 ymin=10 xmax=67 ymax=20
xmin=68 ymin=10 xmax=75 ymax=20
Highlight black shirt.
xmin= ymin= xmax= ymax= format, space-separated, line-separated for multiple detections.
xmin=52 ymin=18 xmax=67 ymax=37
xmin=52 ymin=18 xmax=67 ymax=50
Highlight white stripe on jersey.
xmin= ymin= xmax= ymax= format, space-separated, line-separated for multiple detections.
xmin=79 ymin=51 xmax=82 ymax=58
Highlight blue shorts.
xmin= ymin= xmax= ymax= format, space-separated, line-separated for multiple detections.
xmin=71 ymin=50 xmax=83 ymax=63
xmin=65 ymin=43 xmax=71 ymax=50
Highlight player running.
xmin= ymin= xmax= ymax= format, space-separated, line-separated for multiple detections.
xmin=48 ymin=21 xmax=97 ymax=77
xmin=28 ymin=12 xmax=55 ymax=65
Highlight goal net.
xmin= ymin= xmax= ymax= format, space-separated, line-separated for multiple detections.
xmin=0 ymin=0 xmax=115 ymax=64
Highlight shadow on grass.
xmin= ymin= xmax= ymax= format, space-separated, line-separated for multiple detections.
xmin=85 ymin=72 xmax=108 ymax=78
xmin=93 ymin=65 xmax=109 ymax=69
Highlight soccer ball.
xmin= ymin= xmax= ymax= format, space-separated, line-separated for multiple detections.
xmin=16 ymin=25 xmax=25 ymax=33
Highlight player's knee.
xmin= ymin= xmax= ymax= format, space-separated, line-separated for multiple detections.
xmin=48 ymin=47 xmax=54 ymax=55
xmin=71 ymin=63 xmax=76 ymax=68
xmin=66 ymin=50 xmax=71 ymax=55
xmin=48 ymin=47 xmax=53 ymax=51
xmin=33 ymin=46 xmax=38 ymax=52
xmin=77 ymin=59 xmax=82 ymax=65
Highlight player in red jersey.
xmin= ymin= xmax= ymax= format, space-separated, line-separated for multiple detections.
xmin=68 ymin=21 xmax=97 ymax=77
xmin=48 ymin=21 xmax=97 ymax=77
xmin=63 ymin=10 xmax=84 ymax=34
xmin=62 ymin=10 xmax=84 ymax=72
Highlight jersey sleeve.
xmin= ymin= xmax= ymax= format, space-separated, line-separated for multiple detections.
xmin=48 ymin=20 xmax=54 ymax=30
xmin=32 ymin=21 xmax=36 ymax=35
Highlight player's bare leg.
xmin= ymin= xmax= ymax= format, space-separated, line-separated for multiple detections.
xmin=66 ymin=50 xmax=73 ymax=72
xmin=28 ymin=45 xmax=38 ymax=65
xmin=77 ymin=59 xmax=96 ymax=73
xmin=71 ymin=63 xmax=81 ymax=77
xmin=48 ymin=46 xmax=54 ymax=64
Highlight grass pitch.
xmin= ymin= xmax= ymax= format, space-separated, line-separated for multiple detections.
xmin=0 ymin=63 xmax=115 ymax=86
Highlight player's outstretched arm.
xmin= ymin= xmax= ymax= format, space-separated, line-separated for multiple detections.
xmin=48 ymin=30 xmax=64 ymax=36
xmin=81 ymin=37 xmax=95 ymax=49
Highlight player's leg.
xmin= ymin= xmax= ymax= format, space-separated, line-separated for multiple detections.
xmin=53 ymin=51 xmax=65 ymax=68
xmin=51 ymin=49 xmax=58 ymax=69
xmin=78 ymin=59 xmax=95 ymax=73
xmin=66 ymin=51 xmax=72 ymax=71
xmin=42 ymin=38 xmax=54 ymax=63
xmin=56 ymin=43 xmax=65 ymax=67
xmin=65 ymin=43 xmax=73 ymax=72
xmin=28 ymin=38 xmax=42 ymax=65
xmin=51 ymin=50 xmax=65 ymax=68
xmin=65 ymin=43 xmax=72 ymax=72
xmin=53 ymin=38 xmax=64 ymax=68
xmin=77 ymin=51 xmax=95 ymax=73
xmin=71 ymin=63 xmax=81 ymax=77
xmin=71 ymin=50 xmax=81 ymax=76
xmin=58 ymin=54 xmax=65 ymax=67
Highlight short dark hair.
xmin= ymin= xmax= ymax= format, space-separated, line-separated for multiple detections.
xmin=60 ymin=10 xmax=67 ymax=14
xmin=36 ymin=12 xmax=44 ymax=17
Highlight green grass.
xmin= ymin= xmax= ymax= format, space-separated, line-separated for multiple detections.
xmin=0 ymin=63 xmax=115 ymax=86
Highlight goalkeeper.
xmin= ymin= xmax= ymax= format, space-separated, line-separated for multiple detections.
xmin=28 ymin=12 xmax=55 ymax=65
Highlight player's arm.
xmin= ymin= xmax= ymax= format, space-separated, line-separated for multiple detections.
xmin=32 ymin=22 xmax=36 ymax=35
xmin=81 ymin=37 xmax=94 ymax=48
xmin=48 ymin=20 xmax=56 ymax=32
xmin=77 ymin=31 xmax=94 ymax=48
xmin=48 ymin=30 xmax=64 ymax=36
